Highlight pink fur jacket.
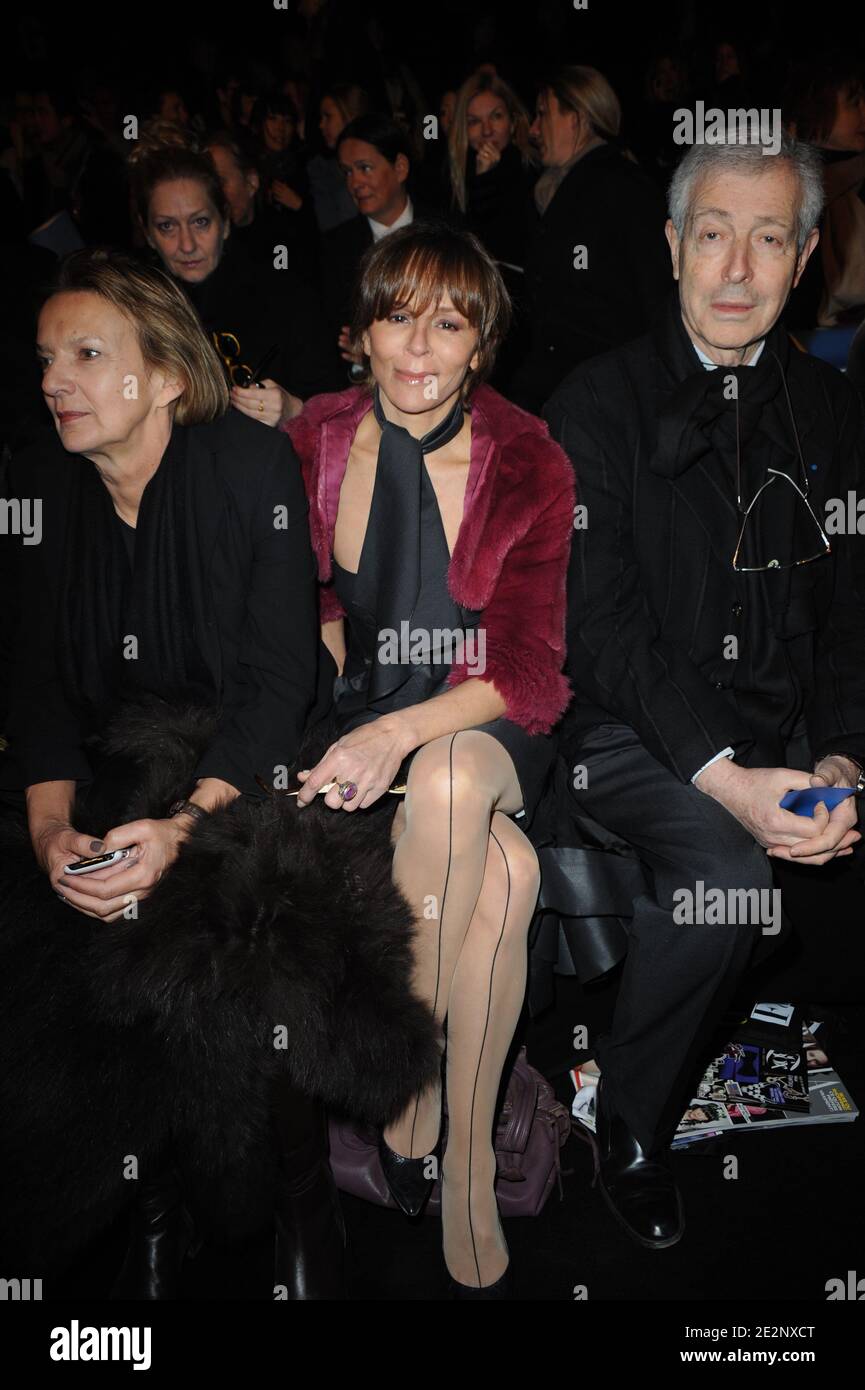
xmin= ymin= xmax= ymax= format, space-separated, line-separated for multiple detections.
xmin=281 ymin=383 xmax=575 ymax=734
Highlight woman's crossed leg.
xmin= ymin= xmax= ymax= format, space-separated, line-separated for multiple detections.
xmin=385 ymin=729 xmax=540 ymax=1286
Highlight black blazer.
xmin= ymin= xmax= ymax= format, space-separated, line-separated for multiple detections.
xmin=545 ymin=295 xmax=865 ymax=782
xmin=511 ymin=141 xmax=673 ymax=414
xmin=2 ymin=409 xmax=335 ymax=797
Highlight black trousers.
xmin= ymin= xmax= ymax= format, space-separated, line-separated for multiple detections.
xmin=571 ymin=722 xmax=781 ymax=1154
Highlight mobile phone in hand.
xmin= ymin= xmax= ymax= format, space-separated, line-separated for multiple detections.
xmin=64 ymin=846 xmax=135 ymax=875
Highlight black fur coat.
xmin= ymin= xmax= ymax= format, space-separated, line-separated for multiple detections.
xmin=0 ymin=698 xmax=439 ymax=1268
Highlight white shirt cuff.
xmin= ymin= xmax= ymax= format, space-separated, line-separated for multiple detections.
xmin=691 ymin=747 xmax=735 ymax=784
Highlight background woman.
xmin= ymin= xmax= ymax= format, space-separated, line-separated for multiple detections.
xmin=307 ymin=80 xmax=369 ymax=233
xmin=786 ymin=54 xmax=865 ymax=349
xmin=322 ymin=114 xmax=441 ymax=375
xmin=510 ymin=65 xmax=672 ymax=414
xmin=447 ymin=72 xmax=537 ymax=271
xmin=284 ymin=222 xmax=575 ymax=1296
xmin=447 ymin=72 xmax=538 ymax=393
xmin=132 ymin=145 xmax=339 ymax=427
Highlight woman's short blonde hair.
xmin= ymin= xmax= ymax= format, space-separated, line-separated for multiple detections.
xmin=46 ymin=248 xmax=229 ymax=425
xmin=350 ymin=221 xmax=511 ymax=401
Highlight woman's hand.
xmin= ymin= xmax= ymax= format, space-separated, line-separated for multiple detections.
xmin=295 ymin=716 xmax=413 ymax=811
xmin=475 ymin=140 xmax=501 ymax=175
xmin=36 ymin=820 xmax=103 ymax=886
xmin=271 ymin=179 xmax=304 ymax=211
xmin=53 ymin=817 xmax=192 ymax=922
xmin=337 ymin=326 xmax=364 ymax=365
xmin=230 ymin=378 xmax=302 ymax=427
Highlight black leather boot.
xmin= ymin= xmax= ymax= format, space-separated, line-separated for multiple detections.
xmin=110 ymin=1162 xmax=197 ymax=1300
xmin=581 ymin=1076 xmax=685 ymax=1250
xmin=271 ymin=1078 xmax=347 ymax=1300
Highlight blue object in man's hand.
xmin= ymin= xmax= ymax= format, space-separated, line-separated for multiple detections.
xmin=779 ymin=786 xmax=856 ymax=817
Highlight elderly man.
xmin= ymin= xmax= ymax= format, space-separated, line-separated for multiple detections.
xmin=545 ymin=134 xmax=865 ymax=1248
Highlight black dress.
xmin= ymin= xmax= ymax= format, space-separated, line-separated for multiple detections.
xmin=330 ymin=440 xmax=554 ymax=831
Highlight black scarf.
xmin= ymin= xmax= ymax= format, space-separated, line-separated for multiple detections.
xmin=57 ymin=425 xmax=214 ymax=731
xmin=355 ymin=385 xmax=466 ymax=705
xmin=650 ymin=295 xmax=827 ymax=572
xmin=653 ymin=295 xmax=794 ymax=480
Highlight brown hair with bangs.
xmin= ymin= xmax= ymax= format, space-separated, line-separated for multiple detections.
xmin=349 ymin=221 xmax=511 ymax=399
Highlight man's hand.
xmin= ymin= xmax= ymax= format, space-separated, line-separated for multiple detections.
xmin=54 ymin=817 xmax=192 ymax=922
xmin=811 ymin=754 xmax=861 ymax=790
xmin=695 ymin=759 xmax=860 ymax=864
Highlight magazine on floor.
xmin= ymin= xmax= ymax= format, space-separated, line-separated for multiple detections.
xmin=569 ymin=1006 xmax=859 ymax=1147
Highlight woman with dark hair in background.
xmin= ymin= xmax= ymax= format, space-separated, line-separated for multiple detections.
xmin=510 ymin=65 xmax=672 ymax=414
xmin=251 ymin=92 xmax=310 ymax=219
xmin=321 ymin=113 xmax=442 ymax=376
xmin=629 ymin=48 xmax=692 ymax=189
xmin=307 ymin=81 xmax=369 ymax=233
xmin=132 ymin=145 xmax=339 ymax=426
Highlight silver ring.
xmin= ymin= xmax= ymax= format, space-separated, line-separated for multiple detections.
xmin=337 ymin=780 xmax=358 ymax=802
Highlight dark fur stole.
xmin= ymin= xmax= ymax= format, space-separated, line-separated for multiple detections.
xmin=0 ymin=697 xmax=439 ymax=1268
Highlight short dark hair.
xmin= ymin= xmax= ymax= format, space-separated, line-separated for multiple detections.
xmin=350 ymin=220 xmax=511 ymax=398
xmin=130 ymin=146 xmax=228 ymax=230
xmin=337 ymin=113 xmax=412 ymax=167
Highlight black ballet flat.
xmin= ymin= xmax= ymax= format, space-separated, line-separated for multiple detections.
xmin=448 ymin=1262 xmax=514 ymax=1300
xmin=379 ymin=1135 xmax=441 ymax=1218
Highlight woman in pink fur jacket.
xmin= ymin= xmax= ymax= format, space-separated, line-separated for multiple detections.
xmin=280 ymin=221 xmax=575 ymax=1298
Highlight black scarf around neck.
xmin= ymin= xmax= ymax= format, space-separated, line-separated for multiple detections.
xmin=57 ymin=425 xmax=213 ymax=730
xmin=650 ymin=293 xmax=828 ymax=576
xmin=355 ymin=385 xmax=466 ymax=705
xmin=653 ymin=295 xmax=794 ymax=480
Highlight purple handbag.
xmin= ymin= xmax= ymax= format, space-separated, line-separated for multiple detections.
xmin=327 ymin=1047 xmax=570 ymax=1217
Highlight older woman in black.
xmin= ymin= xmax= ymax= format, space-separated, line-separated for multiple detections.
xmin=0 ymin=249 xmax=437 ymax=1299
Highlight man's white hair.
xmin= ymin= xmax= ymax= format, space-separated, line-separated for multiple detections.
xmin=668 ymin=133 xmax=824 ymax=253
